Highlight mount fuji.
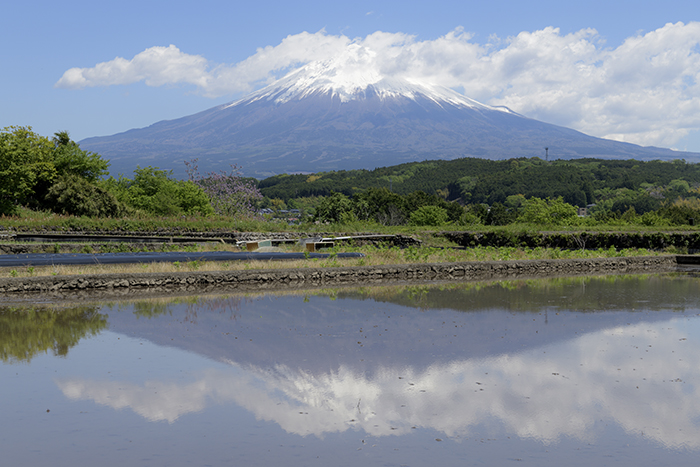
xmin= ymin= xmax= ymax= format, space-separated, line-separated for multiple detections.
xmin=80 ymin=46 xmax=698 ymax=178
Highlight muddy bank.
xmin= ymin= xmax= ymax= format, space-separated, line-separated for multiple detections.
xmin=0 ymin=256 xmax=681 ymax=301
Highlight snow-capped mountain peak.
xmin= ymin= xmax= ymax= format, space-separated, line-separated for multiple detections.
xmin=226 ymin=45 xmax=513 ymax=114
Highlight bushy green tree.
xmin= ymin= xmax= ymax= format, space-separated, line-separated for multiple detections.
xmin=658 ymin=198 xmax=700 ymax=225
xmin=518 ymin=197 xmax=578 ymax=226
xmin=350 ymin=187 xmax=462 ymax=226
xmin=0 ymin=126 xmax=56 ymax=214
xmin=51 ymin=131 xmax=109 ymax=183
xmin=410 ymin=205 xmax=449 ymax=226
xmin=485 ymin=202 xmax=515 ymax=226
xmin=45 ymin=174 xmax=127 ymax=217
xmin=313 ymin=192 xmax=354 ymax=223
xmin=0 ymin=127 xmax=114 ymax=216
xmin=667 ymin=179 xmax=690 ymax=195
xmin=102 ymin=166 xmax=213 ymax=216
xmin=352 ymin=188 xmax=408 ymax=225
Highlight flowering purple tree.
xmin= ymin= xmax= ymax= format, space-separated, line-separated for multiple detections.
xmin=184 ymin=159 xmax=262 ymax=218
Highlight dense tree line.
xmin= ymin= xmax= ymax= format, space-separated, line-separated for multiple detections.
xmin=313 ymin=188 xmax=464 ymax=226
xmin=261 ymin=156 xmax=700 ymax=228
xmin=258 ymin=158 xmax=501 ymax=199
xmin=8 ymin=126 xmax=700 ymax=229
xmin=257 ymin=156 xmax=700 ymax=210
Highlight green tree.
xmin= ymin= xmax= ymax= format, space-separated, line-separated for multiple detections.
xmin=44 ymin=173 xmax=128 ymax=217
xmin=410 ymin=205 xmax=449 ymax=226
xmin=352 ymin=188 xmax=408 ymax=225
xmin=485 ymin=202 xmax=515 ymax=226
xmin=104 ymin=166 xmax=213 ymax=216
xmin=52 ymin=131 xmax=109 ymax=183
xmin=659 ymin=198 xmax=700 ymax=225
xmin=518 ymin=197 xmax=578 ymax=226
xmin=0 ymin=127 xmax=114 ymax=215
xmin=0 ymin=126 xmax=56 ymax=214
xmin=313 ymin=192 xmax=354 ymax=223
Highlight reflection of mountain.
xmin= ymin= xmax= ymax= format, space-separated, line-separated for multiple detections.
xmin=104 ymin=274 xmax=696 ymax=373
xmin=6 ymin=273 xmax=699 ymax=466
xmin=61 ymin=273 xmax=697 ymax=451
xmin=57 ymin=317 xmax=700 ymax=450
xmin=0 ymin=304 xmax=107 ymax=363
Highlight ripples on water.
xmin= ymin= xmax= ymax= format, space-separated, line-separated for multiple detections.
xmin=2 ymin=273 xmax=700 ymax=466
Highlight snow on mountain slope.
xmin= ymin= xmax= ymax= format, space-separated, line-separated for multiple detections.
xmin=229 ymin=44 xmax=514 ymax=114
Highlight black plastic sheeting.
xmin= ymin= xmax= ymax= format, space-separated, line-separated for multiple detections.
xmin=0 ymin=251 xmax=365 ymax=267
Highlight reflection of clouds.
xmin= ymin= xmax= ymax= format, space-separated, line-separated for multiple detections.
xmin=57 ymin=319 xmax=700 ymax=449
xmin=58 ymin=379 xmax=211 ymax=423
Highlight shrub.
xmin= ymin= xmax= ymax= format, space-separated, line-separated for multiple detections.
xmin=45 ymin=174 xmax=128 ymax=217
xmin=458 ymin=211 xmax=482 ymax=226
xmin=410 ymin=205 xmax=448 ymax=226
xmin=518 ymin=197 xmax=578 ymax=226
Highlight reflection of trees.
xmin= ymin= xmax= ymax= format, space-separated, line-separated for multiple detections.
xmin=0 ymin=305 xmax=107 ymax=364
xmin=334 ymin=273 xmax=700 ymax=314
xmin=126 ymin=296 xmax=241 ymax=324
xmin=106 ymin=273 xmax=700 ymax=323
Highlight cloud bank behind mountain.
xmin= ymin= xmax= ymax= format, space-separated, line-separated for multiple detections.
xmin=57 ymin=23 xmax=700 ymax=150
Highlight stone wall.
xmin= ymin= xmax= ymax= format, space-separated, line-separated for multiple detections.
xmin=0 ymin=256 xmax=679 ymax=300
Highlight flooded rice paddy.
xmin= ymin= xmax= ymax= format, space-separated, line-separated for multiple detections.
xmin=2 ymin=273 xmax=700 ymax=466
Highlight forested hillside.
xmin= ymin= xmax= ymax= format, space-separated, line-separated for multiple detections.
xmin=258 ymin=157 xmax=700 ymax=209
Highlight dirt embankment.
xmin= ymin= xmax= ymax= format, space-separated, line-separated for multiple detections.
xmin=0 ymin=256 xmax=680 ymax=300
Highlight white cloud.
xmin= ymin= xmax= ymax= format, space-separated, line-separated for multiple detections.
xmin=55 ymin=318 xmax=700 ymax=448
xmin=55 ymin=45 xmax=210 ymax=90
xmin=55 ymin=22 xmax=700 ymax=149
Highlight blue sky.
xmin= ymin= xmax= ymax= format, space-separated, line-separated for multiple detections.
xmin=2 ymin=0 xmax=700 ymax=153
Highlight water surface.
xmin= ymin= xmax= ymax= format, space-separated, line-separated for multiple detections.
xmin=2 ymin=274 xmax=700 ymax=466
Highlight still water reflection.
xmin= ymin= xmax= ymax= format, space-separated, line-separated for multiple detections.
xmin=2 ymin=274 xmax=700 ymax=466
